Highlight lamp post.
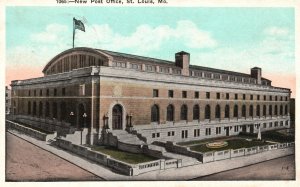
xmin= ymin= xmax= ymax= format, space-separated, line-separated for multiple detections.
xmin=69 ymin=111 xmax=74 ymax=127
xmin=103 ymin=113 xmax=109 ymax=129
xmin=83 ymin=112 xmax=87 ymax=128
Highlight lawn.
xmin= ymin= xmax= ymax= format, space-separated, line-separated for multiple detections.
xmin=190 ymin=139 xmax=271 ymax=153
xmin=262 ymin=130 xmax=294 ymax=143
xmin=91 ymin=146 xmax=158 ymax=164
xmin=178 ymin=136 xmax=232 ymax=146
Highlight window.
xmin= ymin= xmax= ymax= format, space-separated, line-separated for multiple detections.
xmin=194 ymin=129 xmax=200 ymax=137
xmin=39 ymin=90 xmax=42 ymax=96
xmin=216 ymin=127 xmax=221 ymax=135
xmin=28 ymin=101 xmax=31 ymax=115
xmin=250 ymin=95 xmax=253 ymax=100
xmin=28 ymin=90 xmax=31 ymax=96
xmin=156 ymin=133 xmax=160 ymax=138
xmin=206 ymin=92 xmax=210 ymax=99
xmin=54 ymin=89 xmax=57 ymax=96
xmin=168 ymin=90 xmax=174 ymax=98
xmin=263 ymin=105 xmax=266 ymax=116
xmin=39 ymin=102 xmax=43 ymax=117
xmin=235 ymin=94 xmax=238 ymax=100
xmin=180 ymin=105 xmax=188 ymax=120
xmin=269 ymin=122 xmax=273 ymax=128
xmin=33 ymin=102 xmax=36 ymax=115
xmin=263 ymin=123 xmax=267 ymax=128
xmin=242 ymin=105 xmax=246 ymax=117
xmin=152 ymin=133 xmax=156 ymax=138
xmin=182 ymin=91 xmax=187 ymax=98
xmin=269 ymin=105 xmax=273 ymax=116
xmin=249 ymin=105 xmax=253 ymax=117
xmin=280 ymin=96 xmax=283 ymax=101
xmin=216 ymin=93 xmax=220 ymax=99
xmin=234 ymin=126 xmax=239 ymax=132
xmin=243 ymin=94 xmax=246 ymax=100
xmin=205 ymin=105 xmax=211 ymax=120
xmin=275 ymin=96 xmax=278 ymax=101
xmin=146 ymin=65 xmax=155 ymax=72
xmin=205 ymin=128 xmax=211 ymax=136
xmin=166 ymin=104 xmax=174 ymax=121
xmin=46 ymin=89 xmax=49 ymax=96
xmin=215 ymin=105 xmax=221 ymax=119
xmin=181 ymin=130 xmax=188 ymax=138
xmin=264 ymin=95 xmax=266 ymax=101
xmin=285 ymin=105 xmax=288 ymax=115
xmin=168 ymin=131 xmax=175 ymax=136
xmin=194 ymin=91 xmax=199 ymax=99
xmin=193 ymin=105 xmax=200 ymax=120
xmin=52 ymin=102 xmax=57 ymax=119
xmin=226 ymin=93 xmax=229 ymax=100
xmin=151 ymin=105 xmax=160 ymax=122
xmin=62 ymin=88 xmax=66 ymax=96
xmin=225 ymin=105 xmax=230 ymax=118
xmin=234 ymin=105 xmax=238 ymax=117
xmin=257 ymin=95 xmax=260 ymax=100
xmin=34 ymin=90 xmax=36 ymax=96
xmin=153 ymin=89 xmax=159 ymax=97
xmin=274 ymin=105 xmax=278 ymax=115
xmin=79 ymin=84 xmax=85 ymax=96
xmin=45 ymin=102 xmax=50 ymax=117
xmin=256 ymin=105 xmax=260 ymax=117
xmin=269 ymin=95 xmax=272 ymax=101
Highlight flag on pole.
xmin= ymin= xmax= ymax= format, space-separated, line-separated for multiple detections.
xmin=74 ymin=18 xmax=85 ymax=32
xmin=73 ymin=17 xmax=85 ymax=48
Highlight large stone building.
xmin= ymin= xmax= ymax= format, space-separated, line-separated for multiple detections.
xmin=5 ymin=86 xmax=11 ymax=115
xmin=10 ymin=47 xmax=291 ymax=145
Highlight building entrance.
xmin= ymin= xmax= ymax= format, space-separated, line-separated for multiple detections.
xmin=112 ymin=104 xmax=123 ymax=130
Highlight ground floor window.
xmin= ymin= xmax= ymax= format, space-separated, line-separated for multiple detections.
xmin=181 ymin=130 xmax=188 ymax=139
xmin=194 ymin=129 xmax=200 ymax=137
xmin=216 ymin=127 xmax=221 ymax=134
xmin=205 ymin=128 xmax=211 ymax=136
xmin=234 ymin=125 xmax=239 ymax=132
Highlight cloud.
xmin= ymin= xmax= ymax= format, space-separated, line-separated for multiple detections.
xmin=75 ymin=20 xmax=217 ymax=53
xmin=30 ymin=23 xmax=69 ymax=43
xmin=263 ymin=27 xmax=290 ymax=37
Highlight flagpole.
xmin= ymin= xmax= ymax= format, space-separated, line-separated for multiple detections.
xmin=73 ymin=17 xmax=75 ymax=48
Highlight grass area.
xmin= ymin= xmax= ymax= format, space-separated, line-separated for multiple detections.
xmin=178 ymin=136 xmax=233 ymax=146
xmin=262 ymin=130 xmax=294 ymax=143
xmin=90 ymin=146 xmax=158 ymax=164
xmin=190 ymin=139 xmax=271 ymax=153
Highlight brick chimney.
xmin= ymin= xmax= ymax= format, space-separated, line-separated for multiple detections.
xmin=251 ymin=67 xmax=262 ymax=84
xmin=175 ymin=51 xmax=190 ymax=76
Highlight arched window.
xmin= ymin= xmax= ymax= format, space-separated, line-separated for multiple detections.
xmin=263 ymin=105 xmax=266 ymax=116
xmin=61 ymin=102 xmax=66 ymax=121
xmin=181 ymin=105 xmax=188 ymax=120
xmin=269 ymin=105 xmax=273 ymax=116
xmin=151 ymin=104 xmax=159 ymax=122
xmin=45 ymin=102 xmax=50 ymax=117
xmin=28 ymin=101 xmax=31 ymax=115
xmin=167 ymin=104 xmax=174 ymax=121
xmin=249 ymin=105 xmax=253 ymax=117
xmin=53 ymin=102 xmax=57 ymax=119
xmin=285 ymin=105 xmax=288 ymax=115
xmin=274 ymin=105 xmax=278 ymax=115
xmin=234 ymin=105 xmax=238 ymax=117
xmin=39 ymin=102 xmax=43 ymax=117
xmin=205 ymin=105 xmax=211 ymax=120
xmin=242 ymin=105 xmax=246 ymax=117
xmin=33 ymin=102 xmax=36 ymax=116
xmin=215 ymin=105 xmax=221 ymax=119
xmin=225 ymin=105 xmax=230 ymax=118
xmin=193 ymin=105 xmax=200 ymax=120
xmin=256 ymin=105 xmax=260 ymax=117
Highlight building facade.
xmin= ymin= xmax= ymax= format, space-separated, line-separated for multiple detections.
xmin=10 ymin=47 xmax=291 ymax=144
xmin=5 ymin=86 xmax=11 ymax=115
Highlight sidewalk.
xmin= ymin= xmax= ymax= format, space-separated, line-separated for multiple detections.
xmin=7 ymin=129 xmax=294 ymax=180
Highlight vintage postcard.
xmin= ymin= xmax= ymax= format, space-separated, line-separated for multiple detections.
xmin=1 ymin=0 xmax=298 ymax=186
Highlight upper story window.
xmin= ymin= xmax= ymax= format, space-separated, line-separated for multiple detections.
xmin=275 ymin=96 xmax=278 ymax=101
xmin=46 ymin=89 xmax=49 ymax=96
xmin=194 ymin=71 xmax=202 ymax=77
xmin=153 ymin=89 xmax=159 ymax=97
xmin=88 ymin=56 xmax=96 ymax=66
xmin=250 ymin=95 xmax=253 ymax=100
xmin=269 ymin=95 xmax=272 ymax=101
xmin=113 ymin=61 xmax=126 ymax=68
xmin=54 ymin=88 xmax=57 ymax=96
xmin=173 ymin=69 xmax=181 ymax=75
xmin=213 ymin=74 xmax=220 ymax=79
xmin=79 ymin=84 xmax=85 ymax=96
xmin=28 ymin=90 xmax=31 ymax=96
xmin=131 ymin=63 xmax=141 ymax=70
xmin=230 ymin=76 xmax=235 ymax=81
xmin=244 ymin=78 xmax=249 ymax=83
xmin=168 ymin=90 xmax=174 ymax=98
xmin=34 ymin=90 xmax=36 ymax=96
xmin=206 ymin=92 xmax=210 ymax=99
xmin=264 ymin=95 xmax=266 ymax=101
xmin=237 ymin=77 xmax=242 ymax=82
xmin=62 ymin=88 xmax=66 ymax=96
xmin=257 ymin=95 xmax=260 ymax=100
xmin=146 ymin=65 xmax=155 ymax=72
xmin=216 ymin=92 xmax=220 ymax=99
xmin=243 ymin=94 xmax=246 ymax=100
xmin=79 ymin=55 xmax=86 ymax=68
xmin=194 ymin=91 xmax=199 ymax=99
xmin=222 ymin=75 xmax=228 ymax=81
xmin=159 ymin=67 xmax=169 ymax=73
xmin=182 ymin=91 xmax=187 ymax=98
xmin=226 ymin=93 xmax=230 ymax=100
xmin=39 ymin=90 xmax=42 ymax=96
xmin=204 ymin=72 xmax=212 ymax=79
xmin=235 ymin=93 xmax=238 ymax=100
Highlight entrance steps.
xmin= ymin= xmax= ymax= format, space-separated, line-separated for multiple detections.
xmin=148 ymin=144 xmax=200 ymax=166
xmin=112 ymin=130 xmax=146 ymax=145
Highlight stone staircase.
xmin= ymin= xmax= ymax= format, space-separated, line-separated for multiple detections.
xmin=112 ymin=130 xmax=146 ymax=145
xmin=148 ymin=144 xmax=200 ymax=167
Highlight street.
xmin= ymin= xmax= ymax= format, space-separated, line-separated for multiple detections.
xmin=6 ymin=132 xmax=103 ymax=181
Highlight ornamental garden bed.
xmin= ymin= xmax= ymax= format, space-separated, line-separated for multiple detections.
xmin=90 ymin=145 xmax=158 ymax=164
xmin=190 ymin=139 xmax=272 ymax=153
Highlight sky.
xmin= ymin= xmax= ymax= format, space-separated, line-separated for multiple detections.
xmin=5 ymin=7 xmax=295 ymax=97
